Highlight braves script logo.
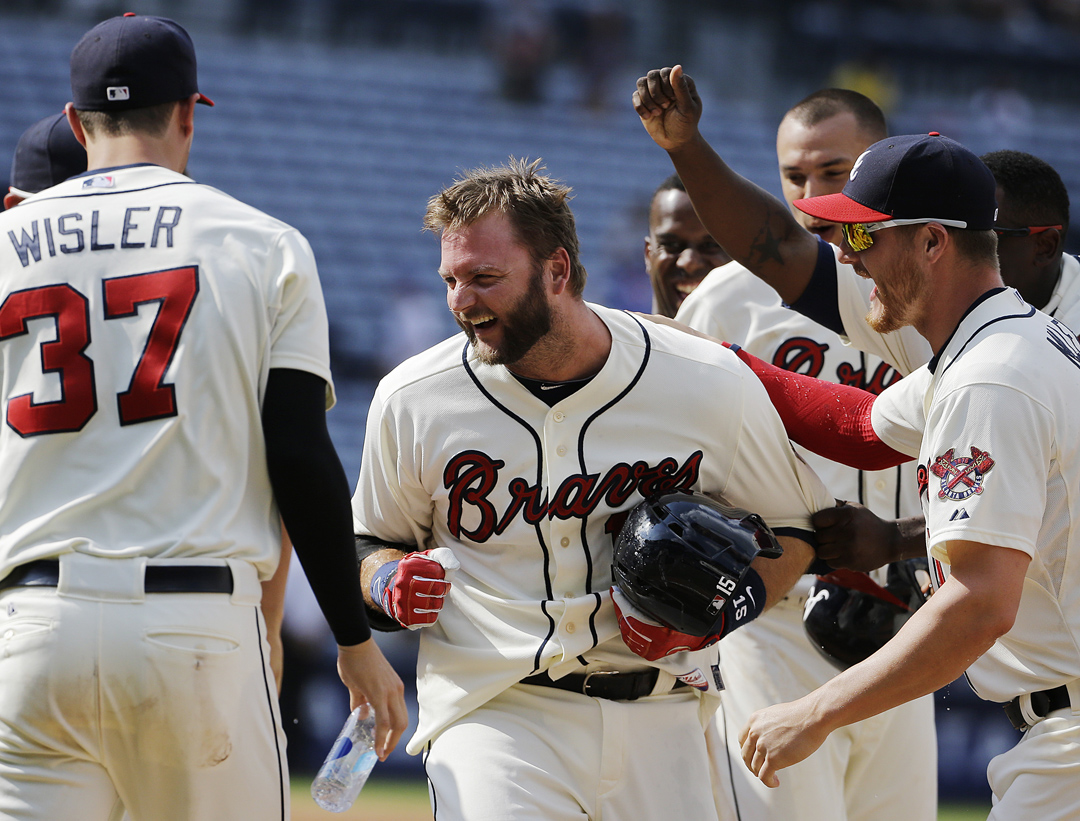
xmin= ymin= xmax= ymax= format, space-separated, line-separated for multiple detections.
xmin=929 ymin=447 xmax=995 ymax=501
xmin=443 ymin=450 xmax=703 ymax=542
xmin=916 ymin=463 xmax=930 ymax=500
xmin=773 ymin=338 xmax=900 ymax=394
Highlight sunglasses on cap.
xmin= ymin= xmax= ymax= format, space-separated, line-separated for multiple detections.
xmin=841 ymin=218 xmax=969 ymax=252
xmin=992 ymin=224 xmax=1062 ymax=238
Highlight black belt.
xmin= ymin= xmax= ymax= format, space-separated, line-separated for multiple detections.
xmin=1003 ymin=685 xmax=1072 ymax=732
xmin=520 ymin=669 xmax=688 ymax=701
xmin=0 ymin=560 xmax=234 ymax=595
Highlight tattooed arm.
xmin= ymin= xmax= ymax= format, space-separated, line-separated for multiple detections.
xmin=634 ymin=66 xmax=820 ymax=304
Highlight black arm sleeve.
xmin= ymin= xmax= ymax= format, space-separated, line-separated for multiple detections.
xmin=263 ymin=368 xmax=370 ymax=646
xmin=355 ymin=534 xmax=409 ymax=633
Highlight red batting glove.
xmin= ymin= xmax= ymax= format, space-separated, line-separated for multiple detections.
xmin=374 ymin=550 xmax=451 ymax=629
xmin=611 ymin=586 xmax=719 ymax=661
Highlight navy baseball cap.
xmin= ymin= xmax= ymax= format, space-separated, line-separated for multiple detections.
xmin=70 ymin=13 xmax=214 ymax=111
xmin=794 ymin=133 xmax=997 ymax=230
xmin=9 ymin=112 xmax=88 ymax=197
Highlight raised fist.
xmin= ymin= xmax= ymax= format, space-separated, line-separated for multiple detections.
xmin=632 ymin=65 xmax=703 ymax=152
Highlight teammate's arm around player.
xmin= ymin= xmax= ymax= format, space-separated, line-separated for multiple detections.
xmin=262 ymin=368 xmax=408 ymax=758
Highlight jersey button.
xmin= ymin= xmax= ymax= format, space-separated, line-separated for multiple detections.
xmin=553 ymin=411 xmax=566 ymax=422
xmin=556 ymin=446 xmax=567 ymax=457
xmin=875 ymin=479 xmax=887 ymax=491
xmin=565 ymin=622 xmax=576 ymax=633
xmin=560 ymin=537 xmax=570 ymax=547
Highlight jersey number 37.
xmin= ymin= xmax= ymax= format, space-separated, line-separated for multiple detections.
xmin=0 ymin=266 xmax=198 ymax=436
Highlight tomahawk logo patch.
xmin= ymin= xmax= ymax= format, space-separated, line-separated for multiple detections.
xmin=930 ymin=447 xmax=995 ymax=501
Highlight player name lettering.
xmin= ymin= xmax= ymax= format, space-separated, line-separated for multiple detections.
xmin=443 ymin=449 xmax=704 ymax=542
xmin=1047 ymin=318 xmax=1080 ymax=371
xmin=7 ymin=206 xmax=183 ymax=268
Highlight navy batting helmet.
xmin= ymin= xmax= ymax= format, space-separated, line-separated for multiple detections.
xmin=802 ymin=559 xmax=929 ymax=670
xmin=612 ymin=491 xmax=783 ymax=637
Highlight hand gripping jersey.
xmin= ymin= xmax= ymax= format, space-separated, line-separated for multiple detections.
xmin=677 ymin=262 xmax=937 ymax=821
xmin=0 ymin=165 xmax=334 ymax=579
xmin=352 ymin=304 xmax=833 ymax=754
xmin=870 ymin=288 xmax=1080 ymax=703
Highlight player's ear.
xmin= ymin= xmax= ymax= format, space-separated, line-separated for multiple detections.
xmin=4 ymin=190 xmax=23 ymax=210
xmin=1031 ymin=226 xmax=1063 ymax=267
xmin=65 ymin=103 xmax=88 ymax=148
xmin=547 ymin=247 xmax=572 ymax=295
xmin=176 ymin=95 xmax=198 ymax=136
xmin=923 ymin=222 xmax=948 ymax=263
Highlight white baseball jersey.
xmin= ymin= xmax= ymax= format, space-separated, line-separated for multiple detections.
xmin=352 ymin=303 xmax=834 ymax=755
xmin=870 ymin=288 xmax=1080 ymax=703
xmin=0 ymin=164 xmax=334 ymax=580
xmin=0 ymin=162 xmax=331 ymax=820
xmin=677 ymin=263 xmax=936 ymax=821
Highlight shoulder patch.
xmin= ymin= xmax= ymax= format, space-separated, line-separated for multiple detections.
xmin=929 ymin=447 xmax=994 ymax=501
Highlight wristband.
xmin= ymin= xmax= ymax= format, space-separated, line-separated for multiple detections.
xmin=369 ymin=560 xmax=399 ymax=616
xmin=716 ymin=566 xmax=766 ymax=640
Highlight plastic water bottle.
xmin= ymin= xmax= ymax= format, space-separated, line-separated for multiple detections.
xmin=311 ymin=707 xmax=379 ymax=812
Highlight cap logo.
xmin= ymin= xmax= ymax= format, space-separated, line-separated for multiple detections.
xmin=849 ymin=149 xmax=870 ymax=181
xmin=107 ymin=86 xmax=131 ymax=101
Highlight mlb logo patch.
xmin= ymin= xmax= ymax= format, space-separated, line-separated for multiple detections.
xmin=107 ymin=86 xmax=130 ymax=101
xmin=82 ymin=175 xmax=116 ymax=190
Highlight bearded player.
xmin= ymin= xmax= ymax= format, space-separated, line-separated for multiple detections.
xmin=350 ymin=158 xmax=835 ymax=821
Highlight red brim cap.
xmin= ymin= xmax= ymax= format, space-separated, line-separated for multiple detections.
xmin=793 ymin=192 xmax=892 ymax=224
xmin=196 ymin=92 xmax=215 ymax=107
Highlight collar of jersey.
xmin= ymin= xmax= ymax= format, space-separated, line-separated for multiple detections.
xmin=72 ymin=162 xmax=165 ymax=178
xmin=927 ymin=286 xmax=1015 ymax=373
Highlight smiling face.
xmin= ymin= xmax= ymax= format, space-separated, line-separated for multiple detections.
xmin=777 ymin=111 xmax=877 ymax=247
xmin=440 ymin=210 xmax=554 ymax=367
xmin=644 ymin=188 xmax=732 ymax=318
xmin=839 ymin=224 xmax=928 ymax=335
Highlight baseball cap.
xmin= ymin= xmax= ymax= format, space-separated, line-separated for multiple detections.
xmin=70 ymin=13 xmax=214 ymax=111
xmin=794 ymin=133 xmax=997 ymax=230
xmin=9 ymin=112 xmax=88 ymax=198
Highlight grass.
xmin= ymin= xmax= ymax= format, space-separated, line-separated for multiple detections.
xmin=290 ymin=776 xmax=988 ymax=820
xmin=290 ymin=775 xmax=432 ymax=821
xmin=939 ymin=805 xmax=991 ymax=821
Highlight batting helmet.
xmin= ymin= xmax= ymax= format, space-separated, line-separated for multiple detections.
xmin=802 ymin=559 xmax=929 ymax=670
xmin=612 ymin=491 xmax=783 ymax=637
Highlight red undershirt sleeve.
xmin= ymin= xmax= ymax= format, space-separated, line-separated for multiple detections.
xmin=723 ymin=343 xmax=911 ymax=470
